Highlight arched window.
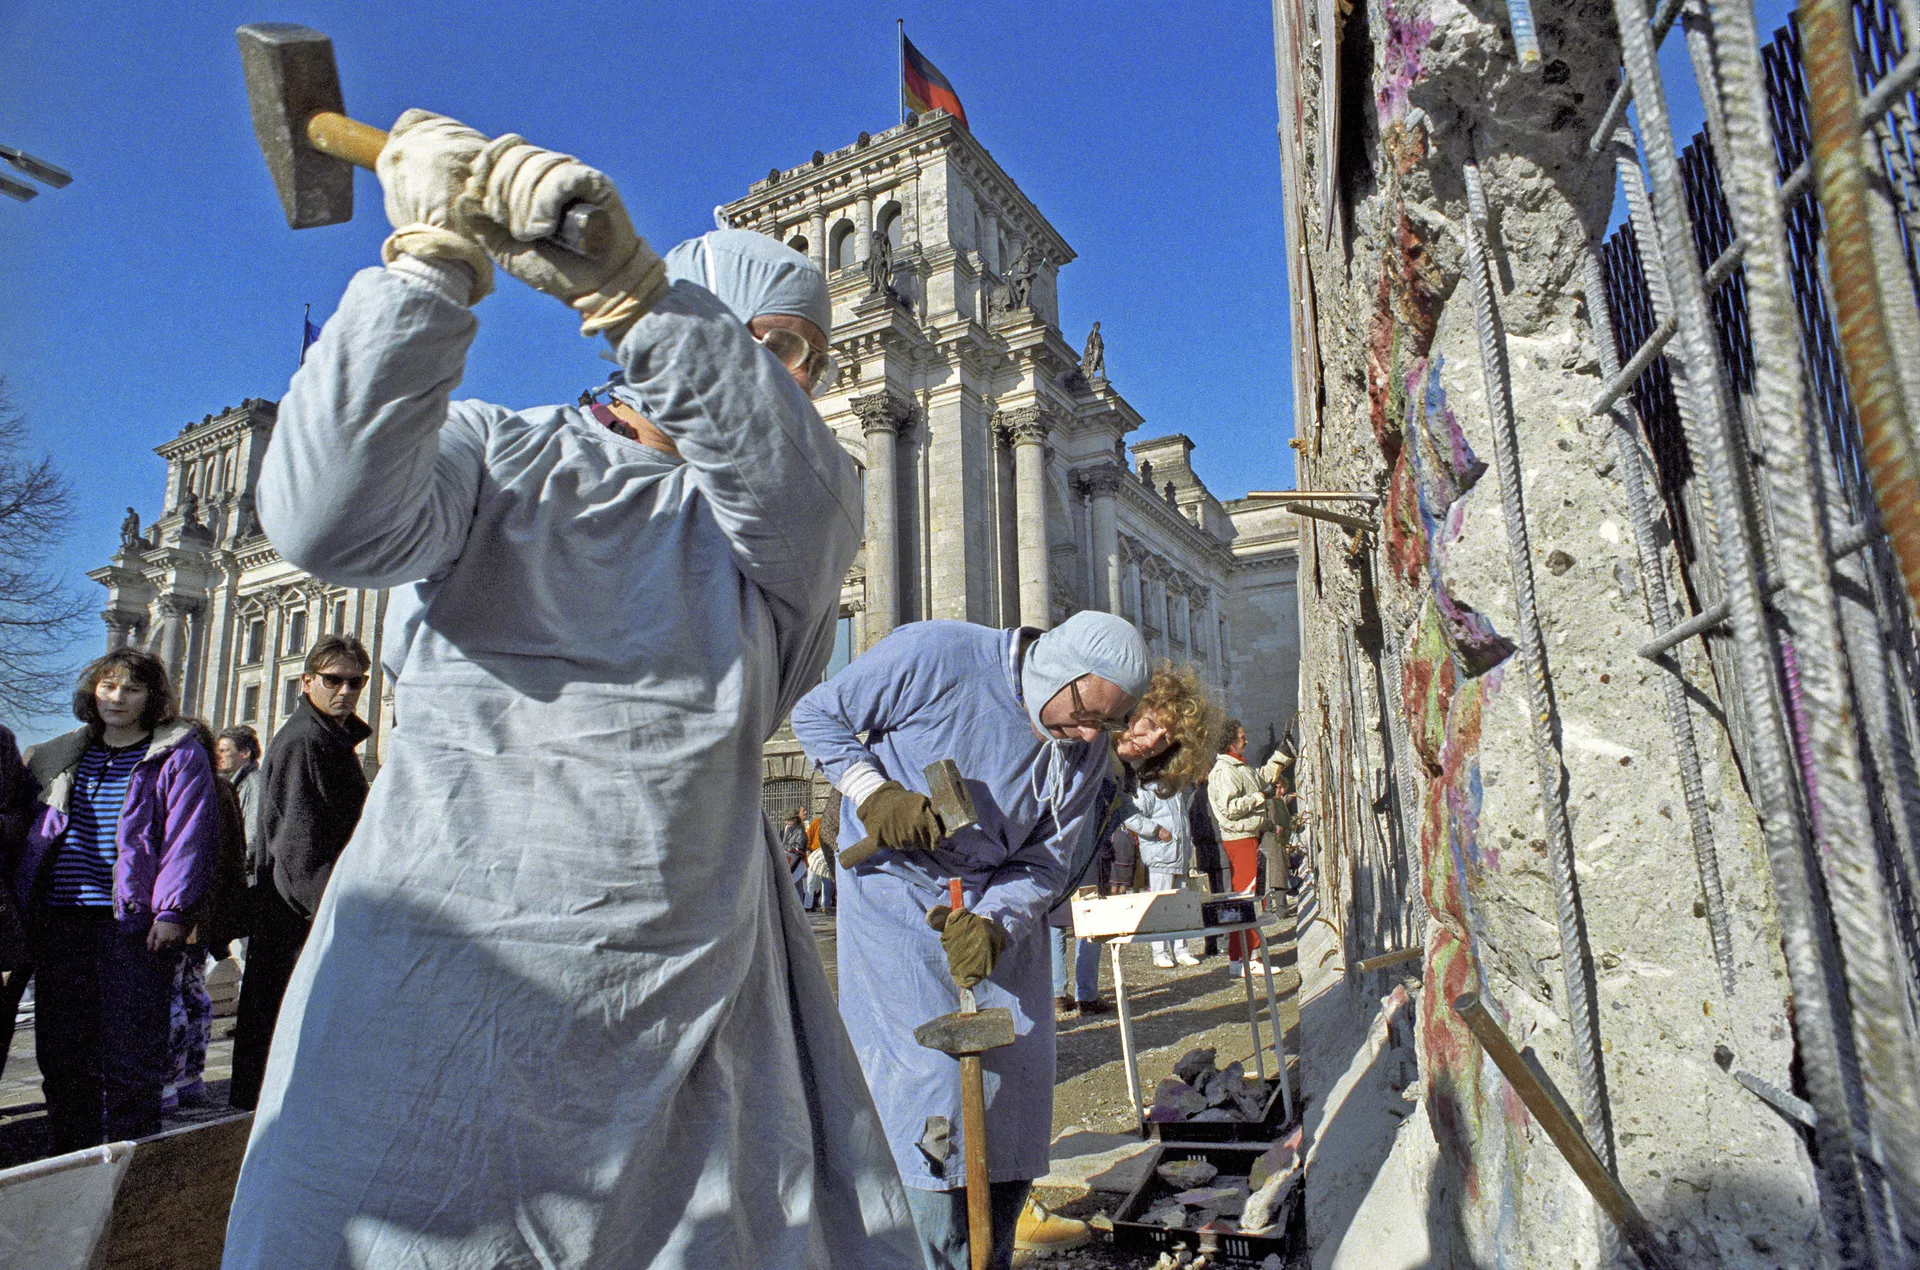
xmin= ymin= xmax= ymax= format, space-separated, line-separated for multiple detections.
xmin=787 ymin=233 xmax=809 ymax=256
xmin=831 ymin=219 xmax=857 ymax=270
xmin=763 ymin=778 xmax=811 ymax=821
xmin=877 ymin=202 xmax=903 ymax=252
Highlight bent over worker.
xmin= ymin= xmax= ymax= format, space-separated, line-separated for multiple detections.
xmin=790 ymin=612 xmax=1151 ymax=1269
xmin=223 ymin=111 xmax=916 ymax=1267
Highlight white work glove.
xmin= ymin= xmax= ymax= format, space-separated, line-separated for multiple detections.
xmin=375 ymin=110 xmax=495 ymax=306
xmin=461 ymin=134 xmax=668 ymax=338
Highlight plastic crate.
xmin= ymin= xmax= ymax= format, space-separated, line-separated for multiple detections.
xmin=1111 ymin=1142 xmax=1300 ymax=1263
xmin=1148 ymin=1075 xmax=1292 ymax=1143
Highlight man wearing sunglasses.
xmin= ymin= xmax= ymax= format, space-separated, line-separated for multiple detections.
xmin=228 ymin=635 xmax=372 ymax=1110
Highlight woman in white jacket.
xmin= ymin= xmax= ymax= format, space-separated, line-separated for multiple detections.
xmin=1207 ymin=719 xmax=1273 ymax=974
xmin=1125 ymin=784 xmax=1200 ymax=967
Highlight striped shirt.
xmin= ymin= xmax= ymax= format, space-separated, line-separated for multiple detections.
xmin=48 ymin=739 xmax=149 ymax=907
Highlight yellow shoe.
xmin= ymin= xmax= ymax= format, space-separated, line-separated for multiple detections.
xmin=1014 ymin=1197 xmax=1093 ymax=1253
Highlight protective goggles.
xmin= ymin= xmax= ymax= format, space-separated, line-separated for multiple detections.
xmin=756 ymin=327 xmax=838 ymax=397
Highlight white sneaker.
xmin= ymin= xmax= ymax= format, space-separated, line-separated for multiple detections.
xmin=1152 ymin=950 xmax=1176 ymax=968
xmin=1175 ymin=949 xmax=1202 ymax=966
xmin=1226 ymin=961 xmax=1244 ymax=976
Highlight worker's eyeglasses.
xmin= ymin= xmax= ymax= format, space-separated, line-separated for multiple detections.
xmin=756 ymin=327 xmax=839 ymax=397
xmin=1066 ymin=679 xmax=1134 ymax=731
xmin=315 ymin=672 xmax=368 ymax=691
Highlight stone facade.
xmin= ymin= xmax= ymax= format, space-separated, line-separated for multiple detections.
xmin=90 ymin=114 xmax=1299 ymax=814
xmin=722 ymin=114 xmax=1299 ymax=809
xmin=1271 ymin=0 xmax=1813 ymax=1264
xmin=89 ymin=399 xmax=395 ymax=775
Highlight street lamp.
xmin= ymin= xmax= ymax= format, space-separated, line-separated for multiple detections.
xmin=0 ymin=143 xmax=73 ymax=203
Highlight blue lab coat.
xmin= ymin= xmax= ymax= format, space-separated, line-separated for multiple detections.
xmin=789 ymin=621 xmax=1110 ymax=1189
xmin=222 ymin=266 xmax=917 ymax=1268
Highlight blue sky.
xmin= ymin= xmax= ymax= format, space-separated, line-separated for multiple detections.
xmin=0 ymin=1 xmax=1295 ymax=740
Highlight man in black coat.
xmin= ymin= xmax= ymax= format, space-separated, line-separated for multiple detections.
xmin=1188 ymin=791 xmax=1228 ymax=959
xmin=229 ymin=635 xmax=373 ymax=1109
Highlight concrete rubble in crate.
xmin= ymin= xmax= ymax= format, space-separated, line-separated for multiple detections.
xmin=1135 ymin=1134 xmax=1304 ymax=1235
xmin=1146 ymin=1048 xmax=1272 ymax=1124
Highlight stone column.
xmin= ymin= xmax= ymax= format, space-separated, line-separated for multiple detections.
xmin=981 ymin=212 xmax=1001 ymax=272
xmin=1003 ymin=408 xmax=1053 ymax=628
xmin=1072 ymin=465 xmax=1126 ymax=614
xmin=855 ymin=195 xmax=874 ymax=262
xmin=808 ymin=211 xmax=828 ymax=273
xmin=154 ymin=596 xmax=191 ymax=687
xmin=852 ymin=390 xmax=912 ymax=640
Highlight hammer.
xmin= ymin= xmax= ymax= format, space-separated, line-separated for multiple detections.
xmin=236 ymin=23 xmax=610 ymax=256
xmin=913 ymin=877 xmax=1016 ymax=1270
xmin=839 ymin=758 xmax=979 ymax=868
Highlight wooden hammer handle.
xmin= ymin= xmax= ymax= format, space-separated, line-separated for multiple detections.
xmin=306 ymin=111 xmax=387 ymax=169
xmin=304 ymin=111 xmax=612 ymax=258
xmin=960 ymin=1053 xmax=992 ymax=1270
xmin=838 ymin=836 xmax=881 ymax=869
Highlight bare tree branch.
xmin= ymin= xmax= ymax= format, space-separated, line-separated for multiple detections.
xmin=0 ymin=376 xmax=90 ymax=724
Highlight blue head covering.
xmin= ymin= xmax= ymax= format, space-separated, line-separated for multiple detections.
xmin=1019 ymin=611 xmax=1151 ymax=735
xmin=660 ymin=229 xmax=831 ymax=338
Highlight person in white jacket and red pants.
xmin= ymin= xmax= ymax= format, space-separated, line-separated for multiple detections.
xmin=1207 ymin=720 xmax=1273 ymax=974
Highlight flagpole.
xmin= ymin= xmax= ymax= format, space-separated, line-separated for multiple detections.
xmin=897 ymin=19 xmax=906 ymax=125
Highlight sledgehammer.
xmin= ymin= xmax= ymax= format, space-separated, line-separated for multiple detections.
xmin=913 ymin=878 xmax=1015 ymax=1270
xmin=839 ymin=758 xmax=980 ymax=868
xmin=235 ymin=23 xmax=610 ymax=256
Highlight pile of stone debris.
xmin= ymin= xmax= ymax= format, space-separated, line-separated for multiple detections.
xmin=1145 ymin=1249 xmax=1288 ymax=1269
xmin=1145 ymin=1047 xmax=1272 ymax=1124
xmin=1132 ymin=1135 xmax=1301 ymax=1236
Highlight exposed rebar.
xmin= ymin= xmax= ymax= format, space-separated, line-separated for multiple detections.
xmin=1796 ymin=0 xmax=1920 ymax=1249
xmin=1608 ymin=0 xmax=1882 ymax=1256
xmin=1580 ymin=249 xmax=1737 ymax=996
xmin=1461 ymin=165 xmax=1618 ymax=1227
xmin=1803 ymin=0 xmax=1920 ymax=620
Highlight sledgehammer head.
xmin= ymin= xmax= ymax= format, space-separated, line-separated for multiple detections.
xmin=237 ymin=23 xmax=352 ymax=229
xmin=914 ymin=1007 xmax=1015 ymax=1057
xmin=924 ymin=758 xmax=979 ymax=837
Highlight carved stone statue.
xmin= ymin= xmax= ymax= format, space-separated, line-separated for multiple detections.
xmin=1081 ymin=322 xmax=1105 ymax=378
xmin=1006 ymin=244 xmax=1038 ymax=309
xmin=236 ymin=493 xmax=261 ymax=539
xmin=864 ymin=229 xmax=894 ymax=298
xmin=119 ymin=507 xmax=141 ymax=548
xmin=178 ymin=490 xmax=200 ymax=527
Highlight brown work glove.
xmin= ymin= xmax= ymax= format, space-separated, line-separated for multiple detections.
xmin=926 ymin=906 xmax=1008 ymax=989
xmin=858 ymin=781 xmax=945 ymax=853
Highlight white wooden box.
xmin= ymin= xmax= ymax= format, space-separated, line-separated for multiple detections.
xmin=1070 ymin=890 xmax=1206 ymax=938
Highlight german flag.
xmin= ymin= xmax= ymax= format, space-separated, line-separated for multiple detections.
xmin=901 ymin=33 xmax=969 ymax=129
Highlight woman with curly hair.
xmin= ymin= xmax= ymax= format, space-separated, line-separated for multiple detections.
xmin=1116 ymin=664 xmax=1223 ymax=967
xmin=1048 ymin=663 xmax=1223 ymax=1002
xmin=1115 ymin=662 xmax=1224 ymax=796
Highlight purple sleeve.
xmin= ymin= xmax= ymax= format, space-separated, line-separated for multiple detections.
xmin=150 ymin=744 xmax=220 ymax=925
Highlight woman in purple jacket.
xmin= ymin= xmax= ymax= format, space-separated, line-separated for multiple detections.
xmin=18 ymin=648 xmax=218 ymax=1152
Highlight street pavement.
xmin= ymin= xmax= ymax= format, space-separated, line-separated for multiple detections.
xmin=0 ymin=907 xmax=1303 ymax=1265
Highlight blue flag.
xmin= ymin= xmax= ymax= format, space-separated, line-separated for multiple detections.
xmin=301 ymin=304 xmax=321 ymax=364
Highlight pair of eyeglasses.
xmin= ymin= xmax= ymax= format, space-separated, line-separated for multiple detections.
xmin=1066 ymin=678 xmax=1134 ymax=731
xmin=756 ymin=327 xmax=839 ymax=396
xmin=316 ymin=672 xmax=368 ymax=691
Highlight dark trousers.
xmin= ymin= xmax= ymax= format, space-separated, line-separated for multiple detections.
xmin=33 ymin=907 xmax=174 ymax=1154
xmin=0 ymin=964 xmax=33 ymax=1082
xmin=228 ymin=885 xmax=310 ymax=1110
